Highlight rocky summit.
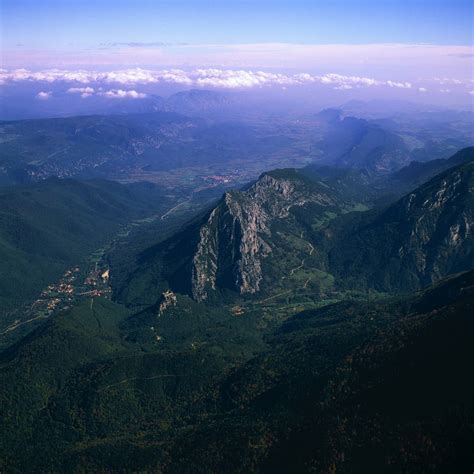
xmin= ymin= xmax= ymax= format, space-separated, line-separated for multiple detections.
xmin=192 ymin=171 xmax=336 ymax=300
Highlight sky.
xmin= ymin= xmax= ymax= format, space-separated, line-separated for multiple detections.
xmin=2 ymin=0 xmax=473 ymax=48
xmin=0 ymin=0 xmax=473 ymax=107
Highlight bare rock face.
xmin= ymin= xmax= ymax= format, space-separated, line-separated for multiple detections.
xmin=332 ymin=160 xmax=474 ymax=292
xmin=395 ymin=163 xmax=473 ymax=279
xmin=191 ymin=172 xmax=334 ymax=301
xmin=158 ymin=290 xmax=177 ymax=316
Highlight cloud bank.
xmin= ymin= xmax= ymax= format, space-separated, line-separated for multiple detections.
xmin=0 ymin=67 xmax=420 ymax=89
xmin=2 ymin=68 xmax=472 ymax=96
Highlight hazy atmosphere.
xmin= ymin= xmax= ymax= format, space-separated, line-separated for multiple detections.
xmin=1 ymin=0 xmax=473 ymax=116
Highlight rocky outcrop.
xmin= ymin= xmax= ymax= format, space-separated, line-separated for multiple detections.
xmin=158 ymin=290 xmax=177 ymax=316
xmin=191 ymin=172 xmax=334 ymax=301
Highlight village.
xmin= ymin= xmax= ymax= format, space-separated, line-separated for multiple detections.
xmin=26 ymin=261 xmax=112 ymax=320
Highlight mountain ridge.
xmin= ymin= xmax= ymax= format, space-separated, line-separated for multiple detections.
xmin=119 ymin=149 xmax=474 ymax=307
xmin=328 ymin=158 xmax=474 ymax=291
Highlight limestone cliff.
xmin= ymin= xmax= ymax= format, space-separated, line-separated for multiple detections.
xmin=191 ymin=171 xmax=335 ymax=301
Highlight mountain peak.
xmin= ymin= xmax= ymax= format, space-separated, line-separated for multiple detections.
xmin=190 ymin=169 xmax=339 ymax=301
xmin=330 ymin=160 xmax=474 ymax=291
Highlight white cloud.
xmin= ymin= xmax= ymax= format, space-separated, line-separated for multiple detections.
xmin=311 ymin=73 xmax=411 ymax=90
xmin=36 ymin=91 xmax=52 ymax=100
xmin=0 ymin=67 xmax=463 ymax=93
xmin=418 ymin=87 xmax=427 ymax=93
xmin=468 ymin=90 xmax=474 ymax=96
xmin=156 ymin=69 xmax=193 ymax=85
xmin=433 ymin=77 xmax=464 ymax=85
xmin=0 ymin=68 xmax=156 ymax=85
xmin=98 ymin=89 xmax=147 ymax=99
xmin=101 ymin=69 xmax=158 ymax=84
xmin=386 ymin=80 xmax=412 ymax=89
xmin=191 ymin=69 xmax=299 ymax=88
xmin=439 ymin=88 xmax=451 ymax=93
xmin=319 ymin=73 xmax=378 ymax=87
xmin=67 ymin=86 xmax=95 ymax=98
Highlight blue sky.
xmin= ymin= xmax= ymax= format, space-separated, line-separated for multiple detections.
xmin=2 ymin=0 xmax=473 ymax=50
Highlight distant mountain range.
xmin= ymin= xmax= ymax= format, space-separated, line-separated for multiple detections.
xmin=0 ymin=112 xmax=202 ymax=184
xmin=0 ymin=110 xmax=300 ymax=185
xmin=315 ymin=108 xmax=411 ymax=172
xmin=0 ymin=88 xmax=235 ymax=121
xmin=1 ymin=103 xmax=472 ymax=186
